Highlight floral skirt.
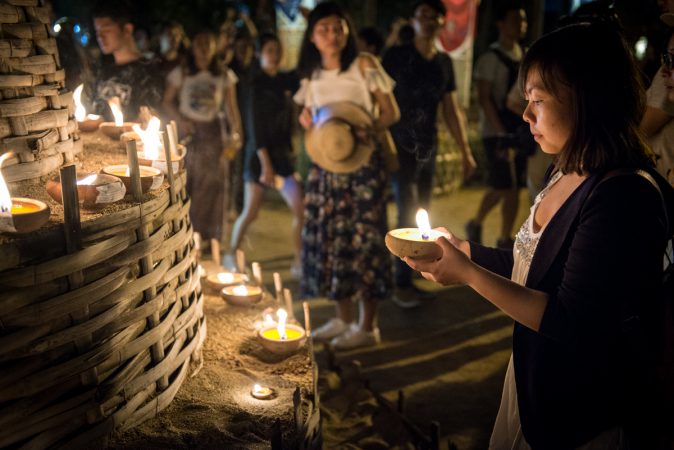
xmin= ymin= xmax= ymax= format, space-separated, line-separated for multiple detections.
xmin=300 ymin=150 xmax=392 ymax=302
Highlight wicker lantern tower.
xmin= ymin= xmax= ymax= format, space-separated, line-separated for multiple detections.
xmin=0 ymin=1 xmax=205 ymax=448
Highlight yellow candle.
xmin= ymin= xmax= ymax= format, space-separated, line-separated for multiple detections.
xmin=261 ymin=328 xmax=304 ymax=340
xmin=11 ymin=201 xmax=42 ymax=214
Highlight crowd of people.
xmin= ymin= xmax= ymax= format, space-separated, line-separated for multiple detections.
xmin=58 ymin=0 xmax=674 ymax=447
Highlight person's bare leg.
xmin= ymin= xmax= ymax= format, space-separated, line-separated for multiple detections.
xmin=358 ymin=299 xmax=377 ymax=332
xmin=279 ymin=175 xmax=304 ymax=265
xmin=228 ymin=182 xmax=264 ymax=253
xmin=336 ymin=299 xmax=355 ymax=324
xmin=474 ymin=188 xmax=502 ymax=223
xmin=500 ymin=188 xmax=519 ymax=239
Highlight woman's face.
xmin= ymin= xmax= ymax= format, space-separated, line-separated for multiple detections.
xmin=311 ymin=15 xmax=348 ymax=57
xmin=260 ymin=40 xmax=282 ymax=71
xmin=192 ymin=33 xmax=215 ymax=70
xmin=522 ymin=68 xmax=573 ymax=155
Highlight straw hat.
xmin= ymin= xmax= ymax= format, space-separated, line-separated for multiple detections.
xmin=305 ymin=102 xmax=375 ymax=174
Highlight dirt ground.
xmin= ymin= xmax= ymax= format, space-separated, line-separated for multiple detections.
xmin=223 ymin=186 xmax=531 ymax=450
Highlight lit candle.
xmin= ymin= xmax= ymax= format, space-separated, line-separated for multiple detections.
xmin=206 ymin=271 xmax=248 ymax=290
xmin=257 ymin=307 xmax=307 ymax=354
xmin=384 ymin=208 xmax=444 ymax=260
xmin=0 ymin=153 xmax=50 ymax=233
xmin=108 ymin=96 xmax=124 ymax=127
xmin=102 ymin=164 xmax=163 ymax=193
xmin=416 ymin=209 xmax=431 ymax=240
xmin=73 ymin=86 xmax=99 ymax=122
xmin=221 ymin=284 xmax=263 ymax=306
xmin=251 ymin=384 xmax=274 ymax=400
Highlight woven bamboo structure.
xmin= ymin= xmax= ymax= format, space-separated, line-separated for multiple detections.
xmin=0 ymin=168 xmax=205 ymax=448
xmin=0 ymin=0 xmax=80 ymax=185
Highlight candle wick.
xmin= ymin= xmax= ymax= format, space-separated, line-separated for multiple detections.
xmin=422 ymin=233 xmax=429 ymax=240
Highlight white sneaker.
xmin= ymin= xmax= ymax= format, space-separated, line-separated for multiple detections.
xmin=330 ymin=326 xmax=380 ymax=350
xmin=311 ymin=318 xmax=351 ymax=341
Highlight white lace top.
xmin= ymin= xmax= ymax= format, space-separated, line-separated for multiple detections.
xmin=511 ymin=171 xmax=562 ymax=285
xmin=293 ymin=53 xmax=395 ymax=115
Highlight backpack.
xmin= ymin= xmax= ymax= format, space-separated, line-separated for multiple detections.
xmin=489 ymin=48 xmax=536 ymax=157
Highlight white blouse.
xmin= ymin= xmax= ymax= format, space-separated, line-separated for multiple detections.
xmin=293 ymin=53 xmax=394 ymax=116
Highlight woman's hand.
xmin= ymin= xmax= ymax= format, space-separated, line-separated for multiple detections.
xmin=403 ymin=228 xmax=473 ymax=286
xmin=299 ymin=107 xmax=313 ymax=130
xmin=259 ymin=164 xmax=275 ymax=187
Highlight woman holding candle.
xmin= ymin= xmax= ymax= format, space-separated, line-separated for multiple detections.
xmin=405 ymin=23 xmax=674 ymax=449
xmin=295 ymin=2 xmax=400 ymax=350
xmin=162 ymin=31 xmax=243 ymax=246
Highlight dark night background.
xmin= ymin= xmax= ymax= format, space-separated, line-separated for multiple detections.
xmin=50 ymin=0 xmax=671 ymax=83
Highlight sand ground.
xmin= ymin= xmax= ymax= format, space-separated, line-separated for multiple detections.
xmin=237 ymin=186 xmax=531 ymax=450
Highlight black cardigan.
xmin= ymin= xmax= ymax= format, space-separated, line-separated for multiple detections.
xmin=470 ymin=168 xmax=674 ymax=449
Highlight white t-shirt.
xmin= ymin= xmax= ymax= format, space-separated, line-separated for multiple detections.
xmin=166 ymin=67 xmax=238 ymax=123
xmin=474 ymin=42 xmax=523 ymax=138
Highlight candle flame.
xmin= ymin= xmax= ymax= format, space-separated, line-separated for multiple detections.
xmin=77 ymin=174 xmax=98 ymax=186
xmin=0 ymin=153 xmax=12 ymax=214
xmin=277 ymin=308 xmax=288 ymax=340
xmin=416 ymin=208 xmax=431 ymax=240
xmin=73 ymin=84 xmax=100 ymax=122
xmin=108 ymin=97 xmax=124 ymax=126
xmin=132 ymin=116 xmax=162 ymax=160
xmin=217 ymin=272 xmax=234 ymax=283
xmin=232 ymin=285 xmax=248 ymax=296
xmin=253 ymin=384 xmax=262 ymax=394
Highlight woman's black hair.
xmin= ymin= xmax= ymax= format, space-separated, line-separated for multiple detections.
xmin=297 ymin=2 xmax=358 ymax=79
xmin=518 ymin=22 xmax=653 ymax=174
xmin=256 ymin=31 xmax=280 ymax=53
xmin=185 ymin=31 xmax=221 ymax=76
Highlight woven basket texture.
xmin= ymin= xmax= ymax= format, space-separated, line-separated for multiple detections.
xmin=0 ymin=0 xmax=80 ymax=184
xmin=0 ymin=170 xmax=206 ymax=449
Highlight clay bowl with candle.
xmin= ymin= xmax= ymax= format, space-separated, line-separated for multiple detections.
xmin=0 ymin=198 xmax=50 ymax=234
xmin=46 ymin=173 xmax=126 ymax=208
xmin=385 ymin=228 xmax=444 ymax=261
xmin=102 ymin=164 xmax=163 ymax=194
xmin=258 ymin=324 xmax=306 ymax=355
xmin=77 ymin=117 xmax=103 ymax=132
xmin=206 ymin=271 xmax=248 ymax=293
xmin=99 ymin=122 xmax=136 ymax=140
xmin=221 ymin=284 xmax=263 ymax=307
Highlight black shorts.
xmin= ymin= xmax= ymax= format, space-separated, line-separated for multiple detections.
xmin=243 ymin=149 xmax=294 ymax=185
xmin=483 ymin=136 xmax=528 ymax=189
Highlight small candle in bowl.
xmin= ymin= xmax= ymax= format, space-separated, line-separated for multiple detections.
xmin=206 ymin=271 xmax=248 ymax=291
xmin=221 ymin=284 xmax=263 ymax=306
xmin=46 ymin=173 xmax=126 ymax=208
xmin=385 ymin=209 xmax=443 ymax=261
xmin=250 ymin=384 xmax=275 ymax=400
xmin=258 ymin=308 xmax=306 ymax=355
xmin=0 ymin=154 xmax=50 ymax=233
xmin=102 ymin=164 xmax=163 ymax=194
